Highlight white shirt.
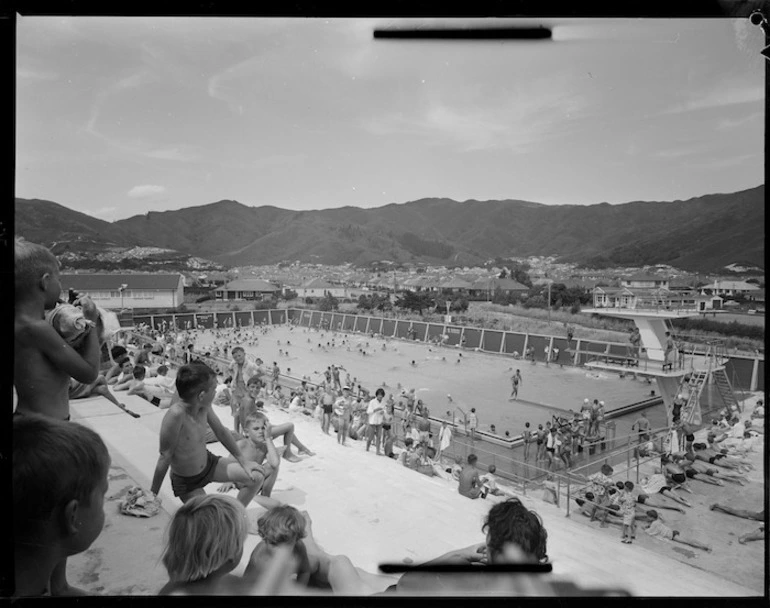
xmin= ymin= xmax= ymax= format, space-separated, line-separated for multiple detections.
xmin=730 ymin=421 xmax=746 ymax=439
xmin=367 ymin=398 xmax=385 ymax=425
xmin=481 ymin=473 xmax=497 ymax=491
xmin=229 ymin=360 xmax=261 ymax=393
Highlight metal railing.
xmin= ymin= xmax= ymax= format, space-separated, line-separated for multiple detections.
xmin=562 ymin=427 xmax=672 ymax=517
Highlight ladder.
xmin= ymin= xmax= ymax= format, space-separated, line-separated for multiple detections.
xmin=680 ymin=370 xmax=708 ymax=427
xmin=712 ymin=368 xmax=740 ymax=414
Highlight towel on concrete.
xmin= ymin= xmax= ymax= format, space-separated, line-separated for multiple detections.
xmin=119 ymin=486 xmax=162 ymax=518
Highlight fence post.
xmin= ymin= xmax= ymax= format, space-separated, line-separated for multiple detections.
xmin=556 ymin=476 xmax=561 ymax=508
xmin=626 ymin=434 xmax=631 ymax=479
xmin=566 ymin=477 xmax=571 ymax=517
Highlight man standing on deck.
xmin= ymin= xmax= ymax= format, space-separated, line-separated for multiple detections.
xmin=632 ymin=411 xmax=651 ymax=441
xmin=271 ymin=361 xmax=280 ymax=391
xmin=468 ymin=408 xmax=478 ymax=441
xmin=663 ymin=332 xmax=675 ymax=370
xmin=522 ymin=422 xmax=533 ymax=461
xmin=228 ymin=347 xmax=260 ymax=435
xmin=627 ymin=327 xmax=641 ymax=365
xmin=509 ymin=369 xmax=522 ymax=401
xmin=366 ymin=388 xmax=386 ymax=455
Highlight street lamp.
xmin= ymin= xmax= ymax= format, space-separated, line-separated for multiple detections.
xmin=119 ymin=284 xmax=128 ymax=311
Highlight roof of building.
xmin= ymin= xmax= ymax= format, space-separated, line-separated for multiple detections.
xmin=712 ymin=280 xmax=761 ymax=291
xmin=437 ymin=278 xmax=473 ymax=289
xmin=217 ymin=279 xmax=280 ymax=292
xmin=60 ymin=273 xmax=184 ymax=290
xmin=623 ymin=273 xmax=669 ymax=282
xmin=471 ymin=277 xmax=530 ymax=291
xmin=301 ymin=278 xmax=337 ymax=289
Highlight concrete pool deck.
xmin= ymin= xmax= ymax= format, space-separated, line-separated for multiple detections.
xmin=65 ymin=385 xmax=764 ymax=596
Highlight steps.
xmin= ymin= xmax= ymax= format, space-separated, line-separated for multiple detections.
xmin=712 ymin=368 xmax=740 ymax=413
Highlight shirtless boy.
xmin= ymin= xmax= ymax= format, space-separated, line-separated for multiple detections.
xmin=150 ymin=363 xmax=266 ymax=507
xmin=14 ymin=238 xmax=101 ymax=421
xmin=458 ymin=454 xmax=487 ymax=499
xmin=238 ymin=389 xmax=315 ymax=463
xmin=217 ymin=412 xmax=282 ymax=509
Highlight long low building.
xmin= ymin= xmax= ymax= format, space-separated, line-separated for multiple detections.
xmin=59 ymin=273 xmax=185 ymax=311
xmin=214 ymin=278 xmax=282 ymax=301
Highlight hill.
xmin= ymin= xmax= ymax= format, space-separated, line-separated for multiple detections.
xmin=14 ymin=185 xmax=764 ymax=272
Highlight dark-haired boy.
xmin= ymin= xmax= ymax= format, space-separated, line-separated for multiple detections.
xmin=458 ymin=454 xmax=487 ymax=499
xmin=150 ymin=363 xmax=267 ymax=507
xmin=13 ymin=414 xmax=110 ymax=596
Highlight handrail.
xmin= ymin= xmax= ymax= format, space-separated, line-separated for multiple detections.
xmin=568 ymin=426 xmax=670 ymax=476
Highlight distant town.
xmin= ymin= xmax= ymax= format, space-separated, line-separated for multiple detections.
xmin=58 ymin=256 xmax=765 ymax=319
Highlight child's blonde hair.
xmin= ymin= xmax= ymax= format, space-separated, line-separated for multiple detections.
xmin=257 ymin=505 xmax=306 ymax=545
xmin=14 ymin=237 xmax=58 ymax=297
xmin=243 ymin=410 xmax=268 ymax=428
xmin=162 ymin=494 xmax=247 ymax=583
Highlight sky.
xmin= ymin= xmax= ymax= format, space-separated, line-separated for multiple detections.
xmin=15 ymin=16 xmax=766 ymax=221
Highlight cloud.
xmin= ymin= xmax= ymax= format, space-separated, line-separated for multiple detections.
xmin=361 ymin=78 xmax=593 ymax=153
xmin=684 ymin=153 xmax=758 ymax=171
xmin=664 ymin=84 xmax=764 ymax=115
xmin=17 ymin=66 xmax=60 ymax=82
xmin=91 ymin=206 xmax=117 ymax=218
xmin=127 ymin=184 xmax=166 ymax=198
xmin=715 ymin=111 xmax=763 ymax=131
xmin=653 ymin=145 xmax=705 ymax=160
xmin=145 ymin=146 xmax=198 ymax=162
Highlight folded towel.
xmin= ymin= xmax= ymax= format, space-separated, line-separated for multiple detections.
xmin=46 ymin=302 xmax=121 ymax=349
xmin=119 ymin=486 xmax=162 ymax=518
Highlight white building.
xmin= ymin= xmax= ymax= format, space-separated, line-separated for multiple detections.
xmin=703 ymin=280 xmax=761 ymax=298
xmin=291 ymin=278 xmax=349 ymax=299
xmin=215 ymin=279 xmax=281 ymax=301
xmin=621 ymin=273 xmax=670 ymax=290
xmin=60 ymin=273 xmax=185 ymax=311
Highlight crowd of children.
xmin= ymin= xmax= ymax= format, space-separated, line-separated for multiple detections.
xmin=13 ymin=237 xmax=763 ymax=597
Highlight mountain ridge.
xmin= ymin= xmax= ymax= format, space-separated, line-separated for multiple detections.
xmin=14 ymin=185 xmax=764 ymax=272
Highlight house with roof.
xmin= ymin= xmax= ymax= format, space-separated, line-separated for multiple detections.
xmin=214 ymin=278 xmax=281 ymax=301
xmin=702 ymin=280 xmax=761 ymax=298
xmin=592 ymin=286 xmax=636 ymax=308
xmin=620 ymin=272 xmax=670 ymax=290
xmin=593 ymin=286 xmax=722 ymax=311
xmin=291 ymin=278 xmax=349 ymax=300
xmin=469 ymin=277 xmax=530 ymax=300
xmin=59 ymin=273 xmax=185 ymax=311
xmin=438 ymin=277 xmax=474 ymax=295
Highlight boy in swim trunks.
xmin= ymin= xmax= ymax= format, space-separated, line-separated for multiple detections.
xmin=150 ymin=362 xmax=266 ymax=507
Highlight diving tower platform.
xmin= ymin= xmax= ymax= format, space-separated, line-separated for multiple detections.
xmin=580 ymin=306 xmax=738 ymax=428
